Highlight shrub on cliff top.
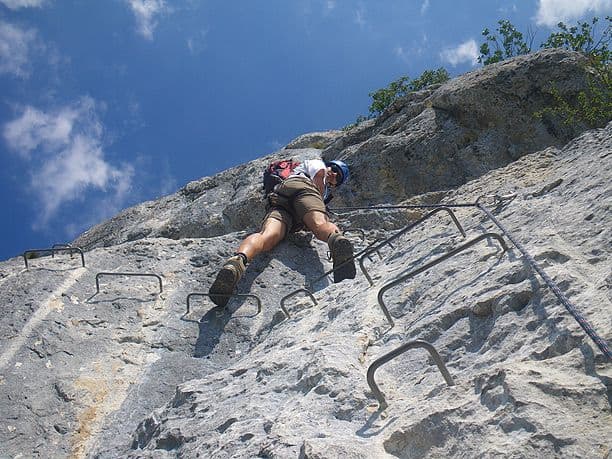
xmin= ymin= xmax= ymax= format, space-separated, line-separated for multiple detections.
xmin=480 ymin=16 xmax=611 ymax=128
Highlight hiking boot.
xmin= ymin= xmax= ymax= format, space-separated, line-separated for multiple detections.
xmin=209 ymin=255 xmax=246 ymax=307
xmin=328 ymin=232 xmax=356 ymax=283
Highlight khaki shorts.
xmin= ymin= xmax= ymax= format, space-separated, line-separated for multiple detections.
xmin=264 ymin=176 xmax=327 ymax=236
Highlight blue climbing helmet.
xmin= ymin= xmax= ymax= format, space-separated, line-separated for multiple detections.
xmin=325 ymin=160 xmax=350 ymax=187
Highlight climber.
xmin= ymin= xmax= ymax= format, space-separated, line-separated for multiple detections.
xmin=209 ymin=159 xmax=355 ymax=307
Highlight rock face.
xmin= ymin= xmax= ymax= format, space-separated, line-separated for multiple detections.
xmin=283 ymin=130 xmax=344 ymax=150
xmin=74 ymin=49 xmax=591 ymax=251
xmin=324 ymin=48 xmax=591 ymax=205
xmin=0 ymin=49 xmax=610 ymax=459
xmin=73 ymin=149 xmax=324 ymax=250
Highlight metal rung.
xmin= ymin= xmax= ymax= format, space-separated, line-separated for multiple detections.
xmin=330 ymin=203 xmax=477 ymax=212
xmin=95 ymin=272 xmax=163 ymax=294
xmin=367 ymin=238 xmax=387 ymax=262
xmin=377 ymin=232 xmax=507 ymax=328
xmin=23 ymin=247 xmax=85 ymax=269
xmin=51 ymin=244 xmax=72 ymax=258
xmin=280 ymin=288 xmax=317 ymax=318
xmin=343 ymin=228 xmax=366 ymax=242
xmin=359 ymin=207 xmax=467 ymax=286
xmin=308 ymin=207 xmax=464 ymax=289
xmin=476 ymin=193 xmax=517 ymax=205
xmin=185 ymin=292 xmax=262 ymax=317
xmin=367 ymin=340 xmax=454 ymax=410
xmin=477 ymin=202 xmax=612 ymax=361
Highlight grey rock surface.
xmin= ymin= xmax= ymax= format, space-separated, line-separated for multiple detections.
xmin=284 ymin=130 xmax=344 ymax=150
xmin=118 ymin=124 xmax=612 ymax=458
xmin=74 ymin=49 xmax=592 ymax=252
xmin=323 ymin=48 xmax=592 ymax=206
xmin=73 ymin=148 xmax=323 ymax=251
xmin=0 ymin=50 xmax=610 ymax=459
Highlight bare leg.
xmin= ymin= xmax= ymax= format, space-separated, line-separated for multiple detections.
xmin=302 ymin=211 xmax=340 ymax=242
xmin=209 ymin=217 xmax=286 ymax=307
xmin=237 ymin=217 xmax=286 ymax=262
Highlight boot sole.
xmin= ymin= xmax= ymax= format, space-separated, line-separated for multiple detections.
xmin=332 ymin=238 xmax=356 ymax=283
xmin=209 ymin=266 xmax=239 ymax=307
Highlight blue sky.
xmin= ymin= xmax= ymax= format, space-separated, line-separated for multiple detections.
xmin=0 ymin=0 xmax=610 ymax=260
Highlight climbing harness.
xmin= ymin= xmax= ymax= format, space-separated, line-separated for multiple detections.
xmin=262 ymin=159 xmax=301 ymax=195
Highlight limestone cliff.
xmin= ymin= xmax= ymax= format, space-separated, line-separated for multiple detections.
xmin=0 ymin=49 xmax=610 ymax=458
xmin=73 ymin=48 xmax=590 ymax=250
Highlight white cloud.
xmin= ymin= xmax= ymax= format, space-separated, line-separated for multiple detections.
xmin=268 ymin=139 xmax=283 ymax=151
xmin=3 ymin=104 xmax=83 ymax=157
xmin=395 ymin=33 xmax=429 ymax=61
xmin=440 ymin=39 xmax=479 ymax=66
xmin=126 ymin=0 xmax=169 ymax=40
xmin=354 ymin=7 xmax=366 ymax=27
xmin=421 ymin=0 xmax=430 ymax=15
xmin=535 ymin=0 xmax=612 ymax=27
xmin=3 ymin=98 xmax=134 ymax=226
xmin=0 ymin=20 xmax=38 ymax=78
xmin=187 ymin=28 xmax=208 ymax=55
xmin=498 ymin=4 xmax=518 ymax=14
xmin=326 ymin=0 xmax=336 ymax=12
xmin=394 ymin=45 xmax=415 ymax=62
xmin=0 ymin=0 xmax=45 ymax=9
xmin=34 ymin=135 xmax=134 ymax=224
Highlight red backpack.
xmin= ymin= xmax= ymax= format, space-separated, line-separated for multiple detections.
xmin=262 ymin=160 xmax=300 ymax=195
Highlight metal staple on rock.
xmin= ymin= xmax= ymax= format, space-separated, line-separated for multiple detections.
xmin=51 ymin=244 xmax=72 ymax=258
xmin=185 ymin=292 xmax=262 ymax=317
xmin=367 ymin=340 xmax=455 ymax=410
xmin=23 ymin=247 xmax=85 ymax=268
xmin=477 ymin=203 xmax=612 ymax=361
xmin=357 ymin=207 xmax=467 ymax=286
xmin=376 ymin=232 xmax=508 ymax=328
xmin=279 ymin=288 xmax=318 ymax=318
xmin=343 ymin=228 xmax=366 ymax=242
xmin=335 ymin=199 xmax=610 ymax=361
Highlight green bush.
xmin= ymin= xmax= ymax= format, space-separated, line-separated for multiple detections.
xmin=367 ymin=68 xmax=449 ymax=117
xmin=343 ymin=68 xmax=450 ymax=130
xmin=410 ymin=68 xmax=451 ymax=91
xmin=479 ymin=16 xmax=611 ymax=128
xmin=367 ymin=76 xmax=412 ymax=117
xmin=350 ymin=16 xmax=610 ymax=130
xmin=541 ymin=16 xmax=610 ymax=59
xmin=536 ymin=16 xmax=611 ymax=128
xmin=342 ymin=114 xmax=370 ymax=131
xmin=478 ymin=20 xmax=532 ymax=64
